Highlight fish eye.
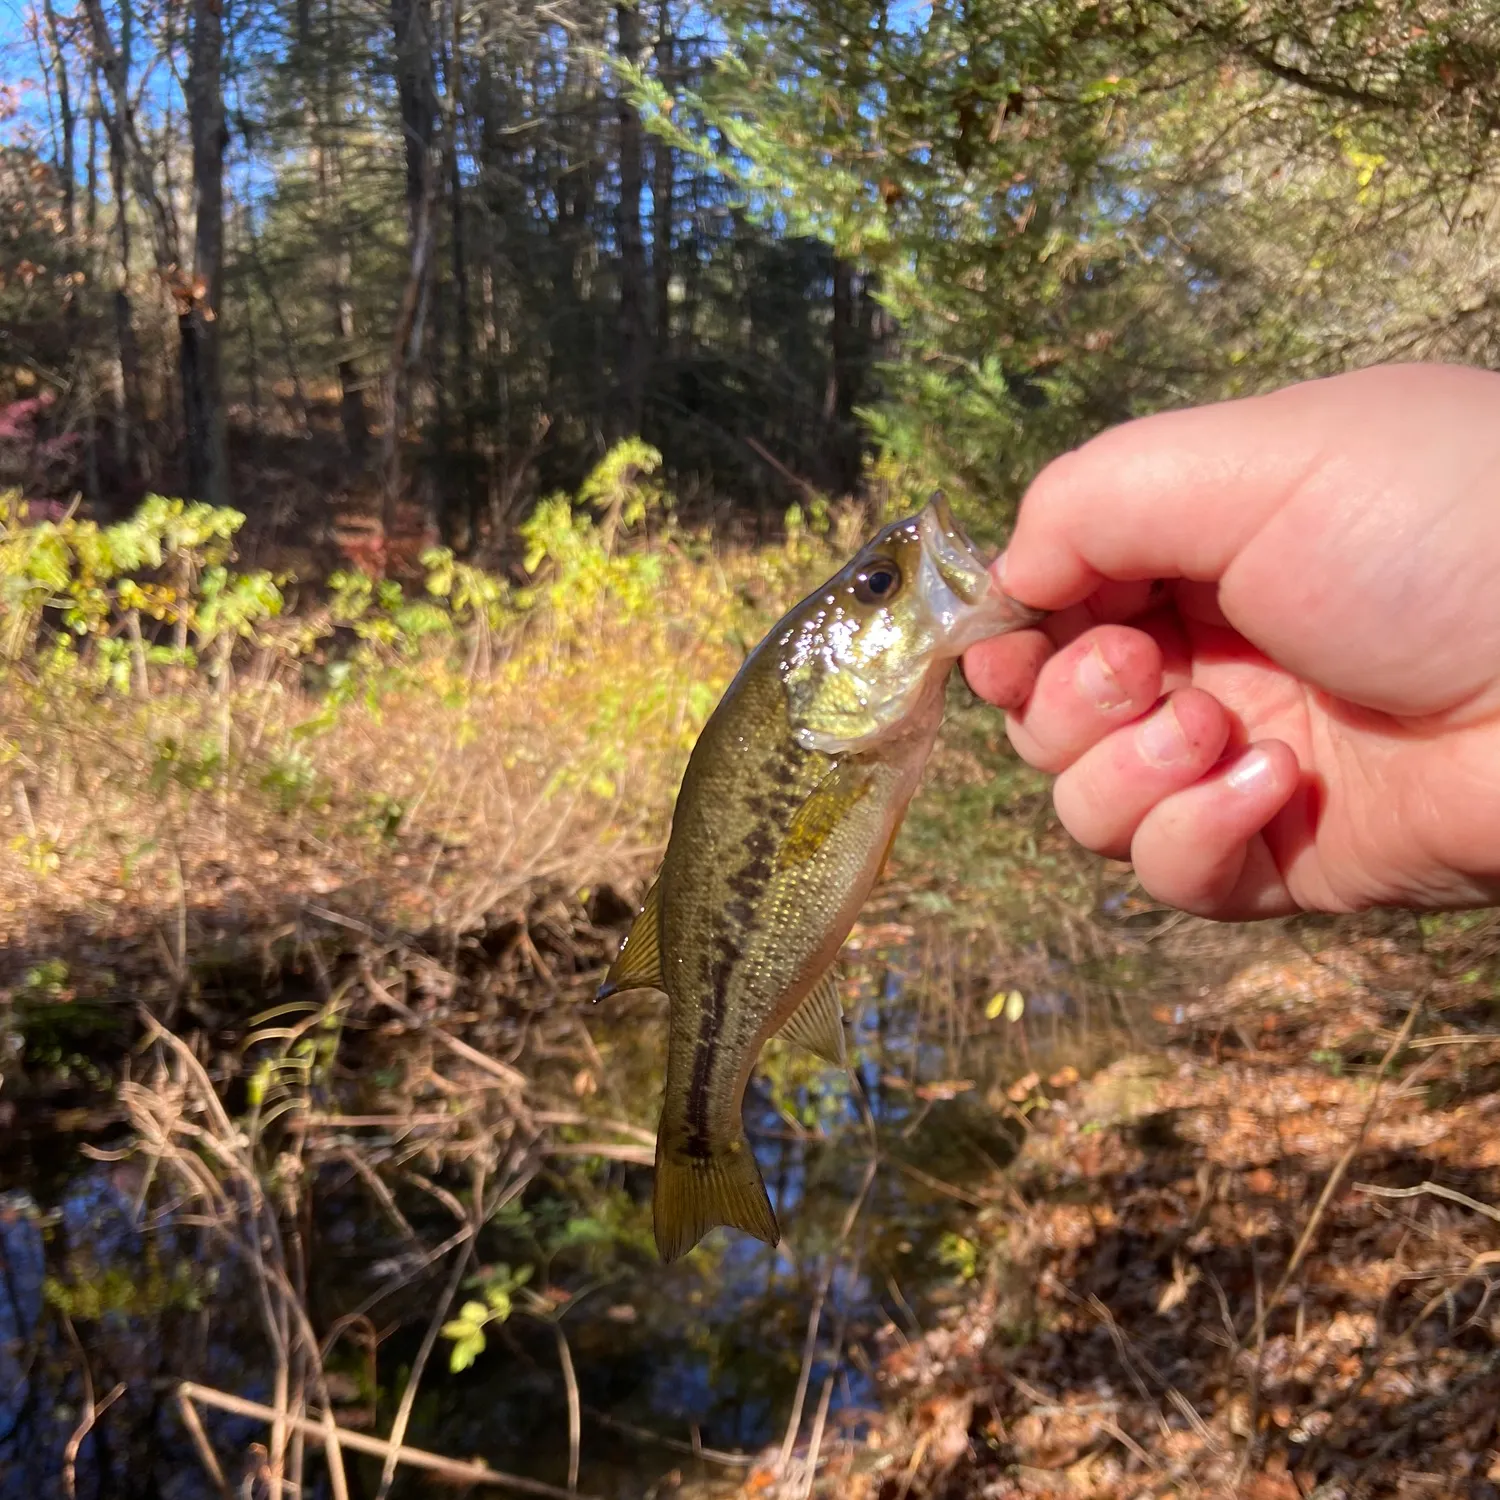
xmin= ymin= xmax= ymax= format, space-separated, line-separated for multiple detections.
xmin=853 ymin=559 xmax=903 ymax=605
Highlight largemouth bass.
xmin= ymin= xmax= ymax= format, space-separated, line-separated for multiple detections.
xmin=598 ymin=494 xmax=1041 ymax=1260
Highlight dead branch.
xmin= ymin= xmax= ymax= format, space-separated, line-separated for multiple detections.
xmin=1352 ymin=1178 xmax=1500 ymax=1227
xmin=177 ymin=1384 xmax=597 ymax=1500
xmin=374 ymin=1161 xmax=484 ymax=1500
xmin=777 ymin=1154 xmax=879 ymax=1476
xmin=361 ymin=964 xmax=527 ymax=1090
xmin=176 ymin=1388 xmax=233 ymax=1499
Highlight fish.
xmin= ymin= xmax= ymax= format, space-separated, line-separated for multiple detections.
xmin=597 ymin=493 xmax=1043 ymax=1261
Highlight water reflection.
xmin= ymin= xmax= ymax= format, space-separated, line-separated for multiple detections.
xmin=1 ymin=937 xmax=1149 ymax=1498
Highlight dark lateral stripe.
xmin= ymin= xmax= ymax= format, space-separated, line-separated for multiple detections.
xmin=684 ymin=942 xmax=734 ymax=1159
xmin=681 ymin=821 xmax=796 ymax=1156
xmin=682 ymin=740 xmax=810 ymax=1159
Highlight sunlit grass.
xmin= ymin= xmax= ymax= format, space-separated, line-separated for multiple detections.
xmin=1 ymin=453 xmax=1076 ymax=965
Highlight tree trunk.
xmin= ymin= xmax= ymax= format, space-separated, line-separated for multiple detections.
xmin=315 ymin=0 xmax=367 ymax=463
xmin=83 ymin=0 xmax=178 ymax=273
xmin=42 ymin=0 xmax=99 ymax=502
xmin=242 ymin=205 xmax=262 ymax=418
xmin=392 ymin=0 xmax=437 ymax=233
xmin=383 ymin=149 xmax=441 ymax=538
xmin=475 ymin=31 xmax=506 ymax=521
xmin=446 ymin=0 xmax=478 ymax=548
xmin=333 ymin=237 xmax=366 ymax=463
xmin=651 ymin=2 xmax=674 ymax=364
xmin=613 ymin=1 xmax=648 ymax=440
xmin=828 ymin=256 xmax=859 ymax=494
xmin=84 ymin=70 xmax=104 ymax=501
xmin=96 ymin=61 xmax=147 ymax=486
xmin=386 ymin=0 xmax=440 ymax=535
xmin=182 ymin=0 xmax=229 ymax=507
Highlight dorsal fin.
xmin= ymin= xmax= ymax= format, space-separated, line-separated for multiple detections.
xmin=597 ymin=877 xmax=663 ymax=999
xmin=777 ymin=968 xmax=847 ymax=1066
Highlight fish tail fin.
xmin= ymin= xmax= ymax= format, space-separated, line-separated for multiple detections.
xmin=653 ymin=1140 xmax=779 ymax=1262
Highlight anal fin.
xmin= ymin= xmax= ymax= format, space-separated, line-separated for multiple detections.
xmin=777 ymin=969 xmax=847 ymax=1066
xmin=654 ymin=1138 xmax=779 ymax=1262
xmin=597 ymin=877 xmax=663 ymax=1000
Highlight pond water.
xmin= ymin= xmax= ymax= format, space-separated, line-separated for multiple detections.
xmin=0 ymin=929 xmax=1176 ymax=1499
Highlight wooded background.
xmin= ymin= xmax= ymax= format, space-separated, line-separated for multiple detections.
xmin=3 ymin=0 xmax=1497 ymax=553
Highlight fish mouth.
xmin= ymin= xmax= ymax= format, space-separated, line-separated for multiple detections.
xmin=918 ymin=492 xmax=992 ymax=605
xmin=916 ymin=492 xmax=1046 ymax=638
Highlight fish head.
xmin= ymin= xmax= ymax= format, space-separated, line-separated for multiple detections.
xmin=776 ymin=492 xmax=1044 ymax=754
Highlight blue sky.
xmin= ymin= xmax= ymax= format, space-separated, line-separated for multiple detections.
xmin=1 ymin=0 xmax=52 ymax=149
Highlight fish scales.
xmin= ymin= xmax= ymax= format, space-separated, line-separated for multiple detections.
xmin=664 ymin=664 xmax=931 ymax=1169
xmin=597 ymin=494 xmax=1043 ymax=1260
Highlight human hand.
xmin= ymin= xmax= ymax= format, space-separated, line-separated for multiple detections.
xmin=962 ymin=362 xmax=1500 ymax=919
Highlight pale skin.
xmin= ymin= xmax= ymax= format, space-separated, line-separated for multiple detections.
xmin=961 ymin=362 xmax=1500 ymax=920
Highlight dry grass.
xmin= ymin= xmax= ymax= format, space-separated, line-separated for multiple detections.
xmin=0 ymin=500 xmax=858 ymax=1002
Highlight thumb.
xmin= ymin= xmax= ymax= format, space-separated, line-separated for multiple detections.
xmin=1000 ymin=364 xmax=1500 ymax=718
xmin=1002 ymin=378 xmax=1335 ymax=610
xmin=1000 ymin=363 xmax=1492 ymax=611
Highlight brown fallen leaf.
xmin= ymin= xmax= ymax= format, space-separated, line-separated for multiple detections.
xmin=915 ymin=1078 xmax=975 ymax=1101
xmin=1008 ymin=1071 xmax=1041 ymax=1102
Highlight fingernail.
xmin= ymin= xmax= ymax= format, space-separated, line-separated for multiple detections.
xmin=1225 ymin=746 xmax=1274 ymax=794
xmin=1138 ymin=701 xmax=1189 ymax=765
xmin=1077 ymin=644 xmax=1128 ymax=711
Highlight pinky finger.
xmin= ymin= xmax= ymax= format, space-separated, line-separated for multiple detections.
xmin=1129 ymin=741 xmax=1302 ymax=920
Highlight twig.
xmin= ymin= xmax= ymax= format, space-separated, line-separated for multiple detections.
xmin=1099 ymin=1417 xmax=1152 ymax=1467
xmin=134 ymin=1013 xmax=351 ymax=1495
xmin=1248 ymin=994 xmax=1423 ymax=1347
xmin=776 ymin=1155 xmax=879 ymax=1474
xmin=63 ymin=1378 xmax=125 ymax=1498
xmin=799 ymin=1374 xmax=836 ymax=1500
xmin=889 ymin=1157 xmax=990 ymax=1207
xmin=744 ymin=434 xmax=821 ymax=500
xmin=531 ymin=1110 xmax=657 ymax=1147
xmin=1352 ymin=1179 xmax=1500 ymax=1226
xmin=361 ymin=965 xmax=526 ymax=1090
xmin=1085 ymin=1294 xmax=1158 ymax=1409
xmin=1404 ymin=1032 xmax=1500 ymax=1048
xmin=177 ymin=1383 xmax=597 ymax=1500
xmin=374 ymin=1163 xmax=485 ymax=1500
xmin=336 ymin=1144 xmax=419 ymax=1240
xmin=320 ymin=1224 xmax=476 ymax=1358
xmin=176 ymin=1387 xmax=233 ymax=1499
xmin=544 ymin=1141 xmax=655 ymax=1166
xmin=579 ymin=1407 xmax=753 ymax=1467
xmin=554 ymin=1322 xmax=581 ymax=1494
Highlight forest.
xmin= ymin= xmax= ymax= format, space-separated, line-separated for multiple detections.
xmin=1 ymin=1 xmax=1499 ymax=1498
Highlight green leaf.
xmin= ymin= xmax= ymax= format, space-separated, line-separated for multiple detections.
xmin=446 ymin=1329 xmax=486 ymax=1373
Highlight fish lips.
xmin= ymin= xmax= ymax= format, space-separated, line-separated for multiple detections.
xmin=916 ymin=495 xmax=1046 ymax=649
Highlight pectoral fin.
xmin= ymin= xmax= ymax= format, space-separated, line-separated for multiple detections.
xmin=777 ymin=760 xmax=875 ymax=870
xmin=597 ymin=877 xmax=663 ymax=999
xmin=776 ymin=969 xmax=847 ymax=1066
